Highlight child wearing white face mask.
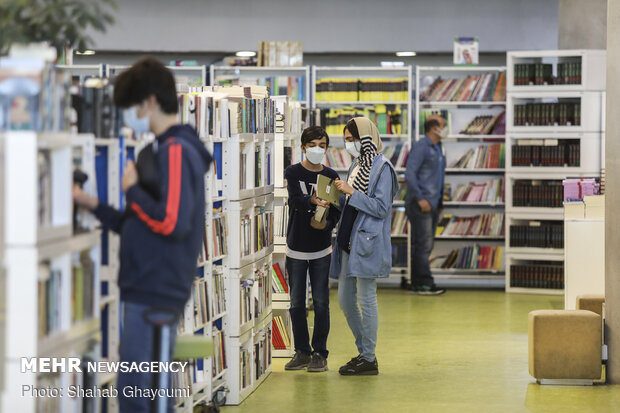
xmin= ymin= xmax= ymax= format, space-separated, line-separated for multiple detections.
xmin=283 ymin=126 xmax=341 ymax=373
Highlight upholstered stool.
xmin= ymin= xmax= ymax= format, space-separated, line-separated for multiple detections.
xmin=528 ymin=310 xmax=602 ymax=384
xmin=576 ymin=294 xmax=605 ymax=317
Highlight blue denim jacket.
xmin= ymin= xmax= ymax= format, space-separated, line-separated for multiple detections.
xmin=330 ymin=154 xmax=399 ymax=279
xmin=405 ymin=136 xmax=445 ymax=208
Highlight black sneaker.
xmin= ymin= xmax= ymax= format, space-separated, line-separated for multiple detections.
xmin=307 ymin=352 xmax=328 ymax=372
xmin=411 ymin=284 xmax=446 ymax=296
xmin=285 ymin=352 xmax=311 ymax=370
xmin=339 ymin=356 xmax=378 ymax=376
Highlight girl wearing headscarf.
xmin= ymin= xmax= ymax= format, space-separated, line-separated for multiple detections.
xmin=331 ymin=117 xmax=399 ymax=375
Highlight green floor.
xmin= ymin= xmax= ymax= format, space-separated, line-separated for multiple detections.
xmin=222 ymin=289 xmax=620 ymax=413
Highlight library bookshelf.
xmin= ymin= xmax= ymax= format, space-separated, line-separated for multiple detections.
xmin=312 ymin=66 xmax=413 ymax=277
xmin=415 ymin=66 xmax=507 ymax=285
xmin=505 ymin=49 xmax=605 ymax=294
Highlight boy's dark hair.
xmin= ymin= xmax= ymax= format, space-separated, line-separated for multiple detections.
xmin=301 ymin=126 xmax=329 ymax=147
xmin=113 ymin=57 xmax=178 ymax=114
xmin=424 ymin=118 xmax=440 ymax=134
xmin=343 ymin=118 xmax=360 ymax=139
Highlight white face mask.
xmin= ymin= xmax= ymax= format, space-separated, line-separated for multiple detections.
xmin=345 ymin=141 xmax=361 ymax=158
xmin=439 ymin=126 xmax=449 ymax=139
xmin=305 ymin=146 xmax=325 ymax=165
xmin=123 ymin=106 xmax=150 ymax=135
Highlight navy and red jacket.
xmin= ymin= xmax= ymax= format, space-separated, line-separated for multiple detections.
xmin=94 ymin=124 xmax=212 ymax=313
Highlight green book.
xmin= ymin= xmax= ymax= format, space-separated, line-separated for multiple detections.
xmin=317 ymin=174 xmax=343 ymax=206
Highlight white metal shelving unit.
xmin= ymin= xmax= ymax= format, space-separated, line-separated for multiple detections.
xmin=416 ymin=66 xmax=508 ymax=285
xmin=505 ymin=49 xmax=605 ymax=294
xmin=312 ymin=66 xmax=413 ymax=277
xmin=1 ymin=131 xmax=102 ymax=412
xmin=108 ymin=65 xmax=208 ymax=86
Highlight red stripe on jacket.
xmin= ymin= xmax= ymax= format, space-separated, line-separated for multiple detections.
xmin=131 ymin=143 xmax=182 ymax=235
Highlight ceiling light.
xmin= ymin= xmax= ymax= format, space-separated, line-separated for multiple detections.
xmin=75 ymin=50 xmax=96 ymax=55
xmin=396 ymin=51 xmax=416 ymax=57
xmin=235 ymin=51 xmax=256 ymax=57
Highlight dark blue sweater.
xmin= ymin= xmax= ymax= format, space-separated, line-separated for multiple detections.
xmin=284 ymin=163 xmax=340 ymax=258
xmin=94 ymin=125 xmax=212 ymax=313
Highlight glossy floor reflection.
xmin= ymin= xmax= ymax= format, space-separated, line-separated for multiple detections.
xmin=221 ymin=289 xmax=620 ymax=413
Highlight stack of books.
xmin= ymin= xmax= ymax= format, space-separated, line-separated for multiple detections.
xmin=435 ymin=213 xmax=504 ymax=237
xmin=315 ymin=78 xmax=408 ymax=102
xmin=513 ymin=102 xmax=581 ymax=126
xmin=512 ymin=180 xmax=564 ymax=207
xmin=460 ymin=112 xmax=505 ymax=135
xmin=512 ymin=139 xmax=580 ymax=167
xmin=431 ymin=245 xmax=504 ymax=270
xmin=513 ymin=62 xmax=582 ymax=86
xmin=562 ymin=178 xmax=600 ymax=201
xmin=510 ymin=263 xmax=564 ymax=289
xmin=509 ymin=222 xmax=564 ymax=249
xmin=272 ymin=316 xmax=291 ymax=350
xmin=391 ymin=210 xmax=408 ymax=235
xmin=322 ymin=104 xmax=406 ymax=136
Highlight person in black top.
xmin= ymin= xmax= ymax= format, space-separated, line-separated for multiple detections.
xmin=283 ymin=126 xmax=340 ymax=372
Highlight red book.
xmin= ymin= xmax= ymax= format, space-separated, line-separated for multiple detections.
xmin=273 ymin=263 xmax=289 ymax=293
xmin=272 ymin=319 xmax=284 ymax=349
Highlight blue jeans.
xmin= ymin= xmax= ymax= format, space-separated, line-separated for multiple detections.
xmin=406 ymin=200 xmax=439 ymax=287
xmin=286 ymin=254 xmax=331 ymax=358
xmin=118 ymin=301 xmax=179 ymax=413
xmin=337 ymin=251 xmax=378 ymax=362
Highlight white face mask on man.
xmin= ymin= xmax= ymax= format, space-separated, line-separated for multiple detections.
xmin=305 ymin=146 xmax=326 ymax=165
xmin=345 ymin=141 xmax=361 ymax=158
xmin=123 ymin=105 xmax=150 ymax=135
xmin=438 ymin=126 xmax=449 ymax=139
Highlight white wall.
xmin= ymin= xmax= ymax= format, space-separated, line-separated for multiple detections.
xmin=89 ymin=0 xmax=559 ymax=53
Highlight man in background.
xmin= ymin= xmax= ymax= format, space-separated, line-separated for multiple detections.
xmin=405 ymin=115 xmax=447 ymax=295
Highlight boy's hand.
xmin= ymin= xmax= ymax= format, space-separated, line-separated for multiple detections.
xmin=334 ymin=178 xmax=354 ymax=196
xmin=311 ymin=192 xmax=330 ymax=208
xmin=418 ymin=199 xmax=432 ymax=213
xmin=73 ymin=184 xmax=99 ymax=210
xmin=122 ymin=161 xmax=138 ymax=193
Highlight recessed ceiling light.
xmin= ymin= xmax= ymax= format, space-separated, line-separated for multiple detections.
xmin=236 ymin=51 xmax=256 ymax=57
xmin=75 ymin=50 xmax=96 ymax=55
xmin=396 ymin=51 xmax=416 ymax=57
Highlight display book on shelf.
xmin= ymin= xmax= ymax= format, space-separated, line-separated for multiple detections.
xmin=311 ymin=66 xmax=413 ymax=275
xmin=185 ymin=84 xmax=277 ymax=405
xmin=415 ymin=65 xmax=507 ymax=285
xmin=504 ymin=49 xmax=605 ymax=295
xmin=0 ymin=131 xmax=102 ymax=413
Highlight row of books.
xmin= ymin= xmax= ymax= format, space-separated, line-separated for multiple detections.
xmin=240 ymin=347 xmax=252 ymax=390
xmin=38 ymin=151 xmax=52 ymax=228
xmin=431 ymin=245 xmax=504 ymax=270
xmin=176 ymin=85 xmax=300 ymax=138
xmin=459 ymin=112 xmax=506 ymax=135
xmin=391 ymin=210 xmax=409 ymax=236
xmin=272 ymin=315 xmax=292 ymax=350
xmin=72 ymin=78 xmax=121 ymax=138
xmin=512 ymin=180 xmax=563 ymax=208
xmin=213 ymin=328 xmax=227 ymax=378
xmin=513 ymin=62 xmax=582 ymax=86
xmin=436 ymin=213 xmax=505 ymax=237
xmin=172 ymin=368 xmax=193 ymax=404
xmin=240 ymin=280 xmax=253 ymax=326
xmin=254 ymin=326 xmax=272 ymax=380
xmin=198 ymin=227 xmax=209 ymax=264
xmin=510 ymin=223 xmax=564 ymax=249
xmin=510 ymin=264 xmax=564 ymax=289
xmin=274 ymin=204 xmax=289 ymax=239
xmin=321 ymin=105 xmax=406 ymax=136
xmin=71 ymin=251 xmax=95 ymax=324
xmin=450 ymin=144 xmax=505 ymax=169
xmin=212 ymin=213 xmax=228 ymax=259
xmin=241 ymin=215 xmax=252 ymax=257
xmin=0 ymin=59 xmax=72 ymax=132
xmin=391 ymin=240 xmax=408 ymax=269
xmin=272 ymin=262 xmax=289 ymax=294
xmin=254 ymin=209 xmax=274 ymax=253
xmin=419 ymin=72 xmax=506 ymax=102
xmin=315 ymin=78 xmax=409 ymax=102
xmin=192 ymin=277 xmax=210 ymax=330
xmin=395 ymin=182 xmax=407 ymax=201
xmin=513 ymin=102 xmax=581 ymax=126
xmin=512 ymin=140 xmax=581 ymax=167
xmin=38 ymin=265 xmax=62 ymax=338
xmin=448 ymin=178 xmax=505 ymax=203
xmin=254 ymin=265 xmax=270 ymax=320
xmin=324 ymin=147 xmax=353 ymax=169
xmin=215 ymin=75 xmax=306 ymax=102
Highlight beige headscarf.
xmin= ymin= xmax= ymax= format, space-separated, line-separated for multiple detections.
xmin=351 ymin=117 xmax=384 ymax=194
